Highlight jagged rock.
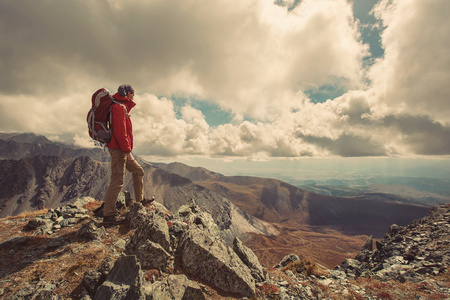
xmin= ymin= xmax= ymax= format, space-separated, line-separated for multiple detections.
xmin=24 ymin=217 xmax=53 ymax=231
xmin=77 ymin=220 xmax=106 ymax=241
xmin=152 ymin=201 xmax=173 ymax=218
xmin=169 ymin=220 xmax=188 ymax=237
xmin=24 ymin=217 xmax=54 ymax=235
xmin=128 ymin=202 xmax=154 ymax=229
xmin=60 ymin=205 xmax=87 ymax=218
xmin=150 ymin=274 xmax=205 ymax=300
xmin=83 ymin=257 xmax=115 ymax=295
xmin=99 ymin=257 xmax=115 ymax=276
xmin=175 ymin=201 xmax=216 ymax=231
xmin=60 ymin=217 xmax=77 ymax=227
xmin=233 ymin=237 xmax=265 ymax=282
xmin=341 ymin=259 xmax=362 ymax=278
xmin=84 ymin=270 xmax=103 ymax=295
xmin=94 ymin=255 xmax=145 ymax=300
xmin=127 ymin=213 xmax=171 ymax=253
xmin=44 ymin=209 xmax=58 ymax=220
xmin=130 ymin=240 xmax=172 ymax=269
xmin=340 ymin=204 xmax=450 ymax=284
xmin=275 ymin=253 xmax=300 ymax=269
xmin=113 ymin=238 xmax=127 ymax=250
xmin=73 ymin=196 xmax=95 ymax=207
xmin=176 ymin=227 xmax=255 ymax=297
xmin=355 ymin=235 xmax=373 ymax=263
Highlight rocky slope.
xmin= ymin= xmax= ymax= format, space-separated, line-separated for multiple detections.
xmin=0 ymin=155 xmax=274 ymax=244
xmin=0 ymin=134 xmax=432 ymax=239
xmin=0 ymin=139 xmax=275 ymax=245
xmin=0 ymin=155 xmax=110 ymax=217
xmin=0 ymin=199 xmax=448 ymax=299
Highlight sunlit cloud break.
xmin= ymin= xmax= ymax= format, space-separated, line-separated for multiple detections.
xmin=0 ymin=0 xmax=449 ymax=158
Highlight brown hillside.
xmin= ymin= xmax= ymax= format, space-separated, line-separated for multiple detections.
xmin=196 ymin=177 xmax=430 ymax=238
xmin=244 ymin=224 xmax=368 ymax=269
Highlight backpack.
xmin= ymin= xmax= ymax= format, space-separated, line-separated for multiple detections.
xmin=87 ymin=88 xmax=114 ymax=145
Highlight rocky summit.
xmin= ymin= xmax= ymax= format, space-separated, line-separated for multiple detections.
xmin=338 ymin=204 xmax=450 ymax=282
xmin=0 ymin=198 xmax=449 ymax=299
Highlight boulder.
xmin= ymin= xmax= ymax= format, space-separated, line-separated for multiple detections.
xmin=24 ymin=217 xmax=53 ymax=232
xmin=341 ymin=259 xmax=362 ymax=278
xmin=77 ymin=220 xmax=106 ymax=241
xmin=72 ymin=196 xmax=95 ymax=209
xmin=83 ymin=257 xmax=115 ymax=295
xmin=150 ymin=274 xmax=205 ymax=300
xmin=128 ymin=202 xmax=154 ymax=229
xmin=131 ymin=240 xmax=172 ymax=269
xmin=126 ymin=214 xmax=171 ymax=253
xmin=232 ymin=237 xmax=265 ymax=282
xmin=275 ymin=253 xmax=300 ymax=269
xmin=355 ymin=235 xmax=373 ymax=263
xmin=176 ymin=227 xmax=255 ymax=297
xmin=94 ymin=255 xmax=145 ymax=300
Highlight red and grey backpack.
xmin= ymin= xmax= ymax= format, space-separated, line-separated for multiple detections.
xmin=87 ymin=88 xmax=115 ymax=145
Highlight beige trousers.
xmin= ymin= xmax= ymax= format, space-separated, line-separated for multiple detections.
xmin=103 ymin=148 xmax=144 ymax=217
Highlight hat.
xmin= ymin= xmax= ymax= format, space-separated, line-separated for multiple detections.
xmin=118 ymin=84 xmax=135 ymax=97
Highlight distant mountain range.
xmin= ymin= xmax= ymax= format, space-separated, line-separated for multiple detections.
xmin=0 ymin=132 xmax=110 ymax=162
xmin=154 ymin=162 xmax=431 ymax=238
xmin=0 ymin=133 xmax=274 ymax=245
xmin=0 ymin=132 xmax=439 ymax=267
xmin=298 ymin=182 xmax=450 ymax=207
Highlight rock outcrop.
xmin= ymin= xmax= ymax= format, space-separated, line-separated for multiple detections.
xmin=123 ymin=201 xmax=259 ymax=298
xmin=338 ymin=204 xmax=450 ymax=283
xmin=2 ymin=199 xmax=449 ymax=300
xmin=177 ymin=227 xmax=256 ymax=297
xmin=94 ymin=255 xmax=145 ymax=300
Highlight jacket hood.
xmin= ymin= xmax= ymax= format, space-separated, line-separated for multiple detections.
xmin=112 ymin=92 xmax=136 ymax=111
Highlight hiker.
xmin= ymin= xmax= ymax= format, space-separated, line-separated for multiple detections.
xmin=103 ymin=84 xmax=145 ymax=224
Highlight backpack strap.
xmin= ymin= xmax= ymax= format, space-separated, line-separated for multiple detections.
xmin=111 ymin=99 xmax=129 ymax=116
xmin=107 ymin=99 xmax=130 ymax=146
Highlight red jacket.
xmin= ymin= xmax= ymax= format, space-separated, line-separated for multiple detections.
xmin=106 ymin=93 xmax=136 ymax=153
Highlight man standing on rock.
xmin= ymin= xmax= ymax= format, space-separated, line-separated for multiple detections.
xmin=103 ymin=84 xmax=145 ymax=224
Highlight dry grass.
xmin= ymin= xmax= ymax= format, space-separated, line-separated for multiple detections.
xmin=1 ymin=200 xmax=448 ymax=300
xmin=282 ymin=260 xmax=320 ymax=277
xmin=6 ymin=208 xmax=49 ymax=220
xmin=353 ymin=275 xmax=450 ymax=300
xmin=0 ymin=202 xmax=129 ymax=299
xmin=244 ymin=223 xmax=367 ymax=269
xmin=0 ymin=201 xmax=238 ymax=300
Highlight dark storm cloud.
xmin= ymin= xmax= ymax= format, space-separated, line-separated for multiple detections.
xmin=0 ymin=1 xmax=114 ymax=94
xmin=299 ymin=133 xmax=386 ymax=157
xmin=381 ymin=114 xmax=450 ymax=155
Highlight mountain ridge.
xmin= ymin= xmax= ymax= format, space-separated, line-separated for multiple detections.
xmin=0 ymin=197 xmax=448 ymax=299
xmin=157 ymin=162 xmax=431 ymax=238
xmin=0 ymin=132 xmax=436 ymax=269
xmin=0 ymin=134 xmax=274 ymax=244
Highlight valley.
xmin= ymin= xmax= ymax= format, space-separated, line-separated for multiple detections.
xmin=1 ymin=133 xmax=446 ymax=270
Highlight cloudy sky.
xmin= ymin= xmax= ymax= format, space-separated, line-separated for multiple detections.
xmin=1 ymin=0 xmax=450 ymax=176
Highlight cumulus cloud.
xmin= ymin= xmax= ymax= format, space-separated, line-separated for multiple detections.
xmin=369 ymin=0 xmax=450 ymax=123
xmin=0 ymin=0 xmax=449 ymax=158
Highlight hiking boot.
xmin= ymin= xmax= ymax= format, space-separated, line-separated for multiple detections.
xmin=103 ymin=215 xmax=125 ymax=225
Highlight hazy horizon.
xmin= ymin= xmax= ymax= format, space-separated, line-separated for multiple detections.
xmin=144 ymin=155 xmax=450 ymax=183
